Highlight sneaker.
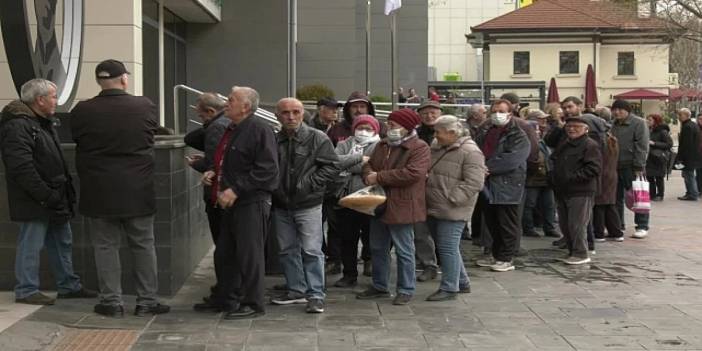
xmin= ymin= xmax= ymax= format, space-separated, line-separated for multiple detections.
xmin=632 ymin=229 xmax=648 ymax=239
xmin=594 ymin=237 xmax=606 ymax=243
xmin=392 ymin=293 xmax=412 ymax=305
xmin=57 ymin=288 xmax=98 ymax=299
xmin=356 ymin=286 xmax=391 ymax=300
xmin=490 ymin=261 xmax=515 ymax=272
xmin=563 ymin=256 xmax=591 ymax=265
xmin=475 ymin=257 xmax=496 ymax=267
xmin=589 ymin=250 xmax=596 ymax=255
xmin=362 ymin=261 xmax=372 ymax=277
xmin=15 ymin=292 xmax=55 ymax=305
xmin=305 ymin=298 xmax=324 ymax=313
xmin=325 ymin=261 xmax=342 ymax=275
xmin=223 ymin=306 xmax=264 ymax=320
xmin=426 ymin=290 xmax=457 ymax=302
xmin=333 ymin=276 xmax=357 ymax=288
xmin=134 ymin=303 xmax=171 ymax=317
xmin=94 ymin=303 xmax=124 ymax=317
xmin=271 ymin=292 xmax=307 ymax=305
xmin=611 ymin=236 xmax=624 ymax=242
xmin=417 ymin=267 xmax=437 ymax=282
xmin=677 ymin=196 xmax=698 ymax=201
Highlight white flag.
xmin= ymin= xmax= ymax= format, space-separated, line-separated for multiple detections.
xmin=384 ymin=0 xmax=401 ymax=15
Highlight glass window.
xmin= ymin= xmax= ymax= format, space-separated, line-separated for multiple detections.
xmin=559 ymin=51 xmax=579 ymax=74
xmin=618 ymin=52 xmax=635 ymax=76
xmin=142 ymin=0 xmax=159 ymax=113
xmin=513 ymin=51 xmax=530 ymax=75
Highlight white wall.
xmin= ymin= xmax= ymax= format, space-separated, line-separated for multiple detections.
xmin=428 ymin=0 xmax=514 ymax=81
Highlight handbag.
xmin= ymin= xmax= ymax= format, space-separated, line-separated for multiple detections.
xmin=625 ymin=175 xmax=651 ymax=214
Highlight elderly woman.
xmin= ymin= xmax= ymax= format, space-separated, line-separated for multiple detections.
xmin=333 ymin=115 xmax=381 ymax=288
xmin=645 ymin=114 xmax=673 ymax=201
xmin=425 ymin=116 xmax=486 ymax=301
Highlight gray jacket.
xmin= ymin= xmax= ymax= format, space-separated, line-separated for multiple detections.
xmin=335 ymin=136 xmax=379 ymax=197
xmin=611 ymin=114 xmax=649 ymax=171
xmin=183 ymin=112 xmax=230 ymax=173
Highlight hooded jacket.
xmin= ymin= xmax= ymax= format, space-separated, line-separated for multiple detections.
xmin=327 ymin=93 xmax=377 ymax=146
xmin=0 ymin=100 xmax=75 ymax=222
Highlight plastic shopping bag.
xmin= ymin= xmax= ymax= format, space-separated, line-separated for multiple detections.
xmin=625 ymin=175 xmax=651 ymax=214
xmin=338 ymin=185 xmax=387 ymax=216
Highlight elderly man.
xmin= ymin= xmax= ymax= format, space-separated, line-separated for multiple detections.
xmin=466 ymin=103 xmax=487 ymax=138
xmin=414 ymin=100 xmax=442 ymax=282
xmin=305 ymin=97 xmax=341 ymax=133
xmin=551 ymin=116 xmax=602 ymax=265
xmin=0 ymin=79 xmax=95 ymax=305
xmin=675 ymin=108 xmax=701 ymax=201
xmin=202 ymin=86 xmax=279 ymax=319
xmin=474 ymin=99 xmax=530 ymax=272
xmin=328 ymin=91 xmax=378 ymax=145
xmin=271 ymin=98 xmax=340 ymax=314
xmin=71 ymin=59 xmax=167 ymax=317
xmin=610 ymin=100 xmax=650 ymax=239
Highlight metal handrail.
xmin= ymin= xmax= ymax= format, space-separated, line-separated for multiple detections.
xmin=173 ymin=84 xmax=281 ymax=132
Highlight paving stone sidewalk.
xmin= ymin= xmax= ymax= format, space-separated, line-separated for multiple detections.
xmin=1 ymin=177 xmax=702 ymax=350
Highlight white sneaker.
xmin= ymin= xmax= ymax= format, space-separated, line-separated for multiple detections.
xmin=594 ymin=238 xmax=606 ymax=243
xmin=632 ymin=230 xmax=648 ymax=239
xmin=490 ymin=261 xmax=515 ymax=272
xmin=563 ymin=256 xmax=591 ymax=265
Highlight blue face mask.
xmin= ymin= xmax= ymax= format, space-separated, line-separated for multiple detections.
xmin=491 ymin=112 xmax=510 ymax=126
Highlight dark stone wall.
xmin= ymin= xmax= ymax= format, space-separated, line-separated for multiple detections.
xmin=0 ymin=139 xmax=212 ymax=296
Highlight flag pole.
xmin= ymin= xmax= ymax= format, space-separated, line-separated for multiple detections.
xmin=366 ymin=0 xmax=371 ymax=96
xmin=391 ymin=11 xmax=398 ymax=111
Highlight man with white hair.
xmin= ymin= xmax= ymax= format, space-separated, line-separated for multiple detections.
xmin=675 ymin=108 xmax=701 ymax=201
xmin=0 ymin=78 xmax=95 ymax=305
xmin=466 ymin=103 xmax=487 ymax=138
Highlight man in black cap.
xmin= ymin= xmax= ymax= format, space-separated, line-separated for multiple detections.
xmin=305 ymin=97 xmax=341 ymax=133
xmin=70 ymin=59 xmax=170 ymax=317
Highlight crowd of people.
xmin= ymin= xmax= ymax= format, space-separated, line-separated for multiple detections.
xmin=2 ymin=59 xmax=699 ymax=321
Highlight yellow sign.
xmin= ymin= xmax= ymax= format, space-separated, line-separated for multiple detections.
xmin=519 ymin=0 xmax=534 ymax=7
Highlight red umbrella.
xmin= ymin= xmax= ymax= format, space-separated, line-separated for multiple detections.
xmin=585 ymin=64 xmax=598 ymax=108
xmin=547 ymin=78 xmax=560 ymax=103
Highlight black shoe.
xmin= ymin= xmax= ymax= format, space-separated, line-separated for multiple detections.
xmin=426 ymin=290 xmax=457 ymax=302
xmin=94 ymin=303 xmax=124 ymax=317
xmin=552 ymin=238 xmax=565 ymax=246
xmin=325 ymin=261 xmax=342 ymax=275
xmin=270 ymin=292 xmax=307 ymax=305
xmin=362 ymin=261 xmax=372 ymax=277
xmin=544 ymin=231 xmax=562 ymax=238
xmin=458 ymin=285 xmax=471 ymax=294
xmin=223 ymin=306 xmax=264 ymax=320
xmin=356 ymin=286 xmax=391 ymax=300
xmin=334 ymin=276 xmax=357 ymax=288
xmin=392 ymin=293 xmax=412 ymax=305
xmin=305 ymin=298 xmax=325 ymax=313
xmin=678 ymin=196 xmax=698 ymax=201
xmin=16 ymin=292 xmax=55 ymax=305
xmin=57 ymin=288 xmax=98 ymax=299
xmin=417 ymin=267 xmax=437 ymax=282
xmin=193 ymin=300 xmax=228 ymax=313
xmin=652 ymin=196 xmax=664 ymax=202
xmin=134 ymin=303 xmax=171 ymax=317
xmin=523 ymin=230 xmax=540 ymax=237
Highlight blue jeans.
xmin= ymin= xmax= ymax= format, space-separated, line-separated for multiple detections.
xmin=15 ymin=220 xmax=81 ymax=299
xmin=427 ymin=217 xmax=469 ymax=293
xmin=273 ymin=205 xmax=325 ymax=300
xmin=369 ymin=219 xmax=415 ymax=295
xmin=682 ymin=169 xmax=699 ymax=199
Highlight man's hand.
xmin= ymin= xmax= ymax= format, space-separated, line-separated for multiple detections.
xmin=217 ymin=188 xmax=238 ymax=208
xmin=202 ymin=170 xmax=215 ymax=186
xmin=634 ymin=170 xmax=645 ymax=179
xmin=365 ymin=172 xmax=378 ymax=185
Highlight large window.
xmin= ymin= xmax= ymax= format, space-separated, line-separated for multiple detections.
xmin=617 ymin=52 xmax=635 ymax=76
xmin=559 ymin=51 xmax=579 ymax=74
xmin=513 ymin=51 xmax=530 ymax=75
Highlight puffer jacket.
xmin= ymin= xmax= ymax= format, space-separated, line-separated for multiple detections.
xmin=362 ymin=134 xmax=431 ymax=225
xmin=0 ymin=100 xmax=74 ymax=222
xmin=335 ymin=136 xmax=379 ymax=198
xmin=426 ymin=136 xmax=486 ymax=221
xmin=273 ymin=123 xmax=340 ymax=210
xmin=474 ymin=119 xmax=530 ymax=205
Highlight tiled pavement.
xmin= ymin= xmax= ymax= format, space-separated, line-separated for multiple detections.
xmin=1 ymin=177 xmax=702 ymax=350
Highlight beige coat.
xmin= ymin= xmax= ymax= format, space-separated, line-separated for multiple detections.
xmin=426 ymin=136 xmax=486 ymax=221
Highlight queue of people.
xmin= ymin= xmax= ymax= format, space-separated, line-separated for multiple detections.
xmin=7 ymin=63 xmax=693 ymax=321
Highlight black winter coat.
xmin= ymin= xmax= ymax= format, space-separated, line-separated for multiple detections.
xmin=646 ymin=124 xmax=673 ymax=177
xmin=273 ymin=123 xmax=340 ymax=210
xmin=0 ymin=100 xmax=75 ymax=222
xmin=551 ymin=134 xmax=602 ymax=199
xmin=676 ymin=119 xmax=702 ymax=170
xmin=184 ymin=112 xmax=229 ymax=173
xmin=70 ymin=89 xmax=158 ymax=218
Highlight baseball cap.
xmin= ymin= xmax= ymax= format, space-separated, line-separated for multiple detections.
xmin=95 ymin=59 xmax=130 ymax=79
xmin=317 ymin=97 xmax=342 ymax=108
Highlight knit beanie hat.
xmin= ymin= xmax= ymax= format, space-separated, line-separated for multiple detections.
xmin=611 ymin=99 xmax=632 ymax=113
xmin=388 ymin=108 xmax=421 ymax=131
xmin=352 ymin=114 xmax=380 ymax=134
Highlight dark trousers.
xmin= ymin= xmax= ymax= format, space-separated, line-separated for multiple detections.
xmin=616 ymin=168 xmax=650 ymax=231
xmin=322 ymin=198 xmax=341 ymax=263
xmin=471 ymin=191 xmax=491 ymax=248
xmin=414 ymin=221 xmax=438 ymax=269
xmin=647 ymin=176 xmax=665 ymax=198
xmin=205 ymin=202 xmax=223 ymax=289
xmin=523 ymin=187 xmax=558 ymax=234
xmin=557 ymin=196 xmax=593 ymax=258
xmin=696 ymin=168 xmax=702 ymax=196
xmin=593 ymin=204 xmax=623 ymax=238
xmin=484 ymin=204 xmax=520 ymax=262
xmin=337 ymin=208 xmax=371 ymax=278
xmin=215 ymin=199 xmax=271 ymax=312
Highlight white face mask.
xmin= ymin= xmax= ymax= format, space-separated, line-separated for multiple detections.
xmin=354 ymin=130 xmax=374 ymax=138
xmin=387 ymin=128 xmax=404 ymax=141
xmin=492 ymin=112 xmax=510 ymax=126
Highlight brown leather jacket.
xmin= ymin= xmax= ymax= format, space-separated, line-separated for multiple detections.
xmin=362 ymin=135 xmax=430 ymax=225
